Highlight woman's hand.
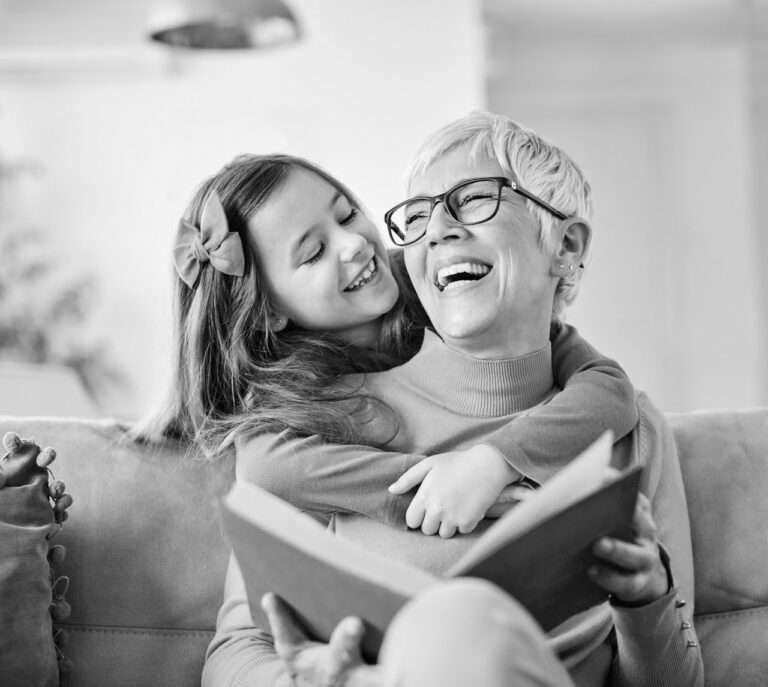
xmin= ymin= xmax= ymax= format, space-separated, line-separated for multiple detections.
xmin=588 ymin=492 xmax=670 ymax=605
xmin=261 ymin=593 xmax=381 ymax=687
xmin=387 ymin=444 xmax=521 ymax=539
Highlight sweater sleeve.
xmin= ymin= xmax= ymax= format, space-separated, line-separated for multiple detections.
xmin=236 ymin=430 xmax=420 ymax=526
xmin=608 ymin=397 xmax=704 ymax=686
xmin=480 ymin=324 xmax=639 ymax=484
xmin=610 ymin=574 xmax=703 ymax=685
xmin=202 ymin=555 xmax=290 ymax=687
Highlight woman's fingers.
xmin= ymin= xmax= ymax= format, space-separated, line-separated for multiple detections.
xmin=593 ymin=537 xmax=655 ymax=572
xmin=388 ymin=459 xmax=433 ymax=494
xmin=589 ymin=494 xmax=669 ymax=604
xmin=328 ymin=616 xmax=365 ymax=663
xmin=631 ymin=493 xmax=657 ymax=540
xmin=588 ymin=564 xmax=648 ymax=600
xmin=261 ymin=592 xmax=307 ymax=653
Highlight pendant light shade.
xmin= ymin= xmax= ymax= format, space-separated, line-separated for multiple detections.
xmin=148 ymin=0 xmax=300 ymax=50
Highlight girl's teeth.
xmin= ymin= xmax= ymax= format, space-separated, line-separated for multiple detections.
xmin=347 ymin=258 xmax=377 ymax=291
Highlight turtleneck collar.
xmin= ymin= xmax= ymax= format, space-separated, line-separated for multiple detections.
xmin=398 ymin=329 xmax=555 ymax=417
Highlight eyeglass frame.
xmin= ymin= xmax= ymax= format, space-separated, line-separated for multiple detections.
xmin=384 ymin=176 xmax=568 ymax=247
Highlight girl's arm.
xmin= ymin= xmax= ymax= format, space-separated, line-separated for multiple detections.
xmin=237 ymin=430 xmax=418 ymax=526
xmin=388 ymin=325 xmax=639 ymax=535
xmin=241 ymin=325 xmax=638 ymax=534
xmin=478 ymin=323 xmax=638 ymax=485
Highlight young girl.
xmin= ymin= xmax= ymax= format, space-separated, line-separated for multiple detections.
xmin=141 ymin=152 xmax=638 ymax=538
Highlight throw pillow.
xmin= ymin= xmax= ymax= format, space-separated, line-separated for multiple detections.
xmin=0 ymin=433 xmax=73 ymax=686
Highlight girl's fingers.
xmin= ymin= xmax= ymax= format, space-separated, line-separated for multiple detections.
xmin=438 ymin=521 xmax=458 ymax=539
xmin=388 ymin=460 xmax=433 ymax=494
xmin=458 ymin=517 xmax=481 ymax=534
xmin=420 ymin=510 xmax=441 ymax=536
xmin=405 ymin=497 xmax=426 ymax=530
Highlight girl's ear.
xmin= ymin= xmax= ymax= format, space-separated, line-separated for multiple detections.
xmin=254 ymin=311 xmax=289 ymax=332
xmin=549 ymin=218 xmax=591 ymax=277
xmin=270 ymin=313 xmax=289 ymax=332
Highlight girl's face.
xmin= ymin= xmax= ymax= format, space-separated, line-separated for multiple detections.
xmin=246 ymin=168 xmax=400 ymax=346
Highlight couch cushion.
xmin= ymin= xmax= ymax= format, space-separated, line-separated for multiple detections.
xmin=669 ymin=408 xmax=768 ymax=687
xmin=0 ymin=417 xmax=234 ymax=687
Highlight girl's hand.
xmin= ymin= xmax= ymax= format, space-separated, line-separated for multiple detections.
xmin=262 ymin=593 xmax=381 ymax=687
xmin=388 ymin=444 xmax=521 ymax=539
xmin=588 ymin=492 xmax=670 ymax=605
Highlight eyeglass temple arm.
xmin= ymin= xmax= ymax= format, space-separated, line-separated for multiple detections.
xmin=511 ymin=182 xmax=568 ymax=220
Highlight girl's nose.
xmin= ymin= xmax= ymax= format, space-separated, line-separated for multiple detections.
xmin=339 ymin=230 xmax=370 ymax=263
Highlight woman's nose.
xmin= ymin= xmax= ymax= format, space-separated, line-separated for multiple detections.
xmin=338 ymin=230 xmax=370 ymax=263
xmin=425 ymin=201 xmax=468 ymax=246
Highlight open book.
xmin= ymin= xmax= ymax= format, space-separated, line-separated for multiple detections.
xmin=220 ymin=432 xmax=642 ymax=661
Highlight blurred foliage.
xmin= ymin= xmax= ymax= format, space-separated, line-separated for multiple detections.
xmin=0 ymin=157 xmax=125 ymax=401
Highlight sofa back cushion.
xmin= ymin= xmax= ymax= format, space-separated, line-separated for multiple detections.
xmin=669 ymin=408 xmax=768 ymax=687
xmin=3 ymin=410 xmax=768 ymax=687
xmin=0 ymin=417 xmax=234 ymax=687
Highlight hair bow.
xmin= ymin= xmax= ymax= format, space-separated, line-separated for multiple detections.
xmin=173 ymin=190 xmax=245 ymax=288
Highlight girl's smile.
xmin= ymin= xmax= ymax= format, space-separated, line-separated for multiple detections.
xmin=246 ymin=168 xmax=400 ymax=345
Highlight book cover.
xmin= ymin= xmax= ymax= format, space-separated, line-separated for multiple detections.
xmin=220 ymin=431 xmax=641 ymax=660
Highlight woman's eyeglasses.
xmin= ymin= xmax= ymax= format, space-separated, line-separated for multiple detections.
xmin=384 ymin=176 xmax=567 ymax=247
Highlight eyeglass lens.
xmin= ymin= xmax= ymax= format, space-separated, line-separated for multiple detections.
xmin=389 ymin=179 xmax=502 ymax=244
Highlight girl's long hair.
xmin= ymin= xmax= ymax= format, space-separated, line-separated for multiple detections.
xmin=132 ymin=154 xmax=427 ymax=458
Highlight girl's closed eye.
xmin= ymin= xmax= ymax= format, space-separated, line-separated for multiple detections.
xmin=339 ymin=207 xmax=359 ymax=226
xmin=303 ymin=243 xmax=325 ymax=265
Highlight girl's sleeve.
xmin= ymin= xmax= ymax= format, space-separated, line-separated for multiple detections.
xmin=236 ymin=430 xmax=419 ymax=526
xmin=480 ymin=324 xmax=639 ymax=485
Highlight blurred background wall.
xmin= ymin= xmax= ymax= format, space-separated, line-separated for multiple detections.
xmin=0 ymin=0 xmax=765 ymax=419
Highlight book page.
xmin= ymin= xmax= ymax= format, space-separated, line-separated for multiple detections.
xmin=222 ymin=481 xmax=437 ymax=660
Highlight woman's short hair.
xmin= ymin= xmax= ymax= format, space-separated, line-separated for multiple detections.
xmin=403 ymin=111 xmax=593 ymax=323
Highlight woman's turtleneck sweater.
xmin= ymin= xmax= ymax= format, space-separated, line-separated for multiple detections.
xmin=206 ymin=330 xmax=702 ymax=687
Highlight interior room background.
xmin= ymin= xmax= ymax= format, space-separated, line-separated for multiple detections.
xmin=0 ymin=0 xmax=765 ymax=420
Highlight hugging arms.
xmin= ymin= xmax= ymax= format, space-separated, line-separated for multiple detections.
xmin=141 ymin=112 xmax=704 ymax=686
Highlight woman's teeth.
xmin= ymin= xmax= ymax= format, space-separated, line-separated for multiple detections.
xmin=345 ymin=257 xmax=377 ymax=292
xmin=435 ymin=262 xmax=491 ymax=292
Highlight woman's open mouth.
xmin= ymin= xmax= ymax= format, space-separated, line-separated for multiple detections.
xmin=344 ymin=256 xmax=379 ymax=292
xmin=434 ymin=261 xmax=492 ymax=293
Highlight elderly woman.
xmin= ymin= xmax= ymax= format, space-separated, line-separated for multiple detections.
xmin=203 ymin=112 xmax=704 ymax=687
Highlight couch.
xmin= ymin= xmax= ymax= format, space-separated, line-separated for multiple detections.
xmin=0 ymin=408 xmax=766 ymax=687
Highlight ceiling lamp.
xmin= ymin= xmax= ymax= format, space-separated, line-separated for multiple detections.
xmin=148 ymin=0 xmax=300 ymax=50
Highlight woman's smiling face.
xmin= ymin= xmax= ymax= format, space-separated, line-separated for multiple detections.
xmin=403 ymin=144 xmax=558 ymax=358
xmin=246 ymin=167 xmax=400 ymax=346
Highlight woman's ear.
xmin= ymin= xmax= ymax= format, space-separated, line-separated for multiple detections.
xmin=550 ymin=218 xmax=591 ymax=277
